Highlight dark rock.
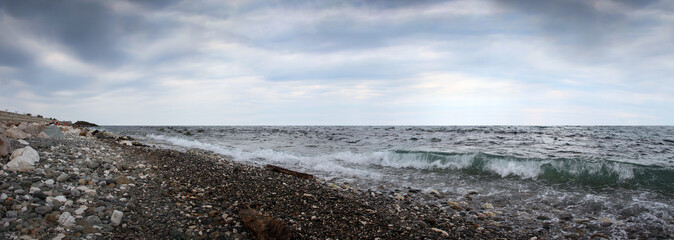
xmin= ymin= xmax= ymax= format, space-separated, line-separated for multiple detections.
xmin=41 ymin=125 xmax=65 ymax=138
xmin=73 ymin=121 xmax=98 ymax=128
xmin=536 ymin=215 xmax=551 ymax=221
xmin=35 ymin=206 xmax=52 ymax=215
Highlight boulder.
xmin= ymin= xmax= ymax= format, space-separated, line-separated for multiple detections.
xmin=5 ymin=127 xmax=31 ymax=139
xmin=41 ymin=125 xmax=65 ymax=138
xmin=3 ymin=146 xmax=40 ymax=171
xmin=37 ymin=132 xmax=50 ymax=138
xmin=0 ymin=134 xmax=10 ymax=157
xmin=23 ymin=123 xmax=46 ymax=136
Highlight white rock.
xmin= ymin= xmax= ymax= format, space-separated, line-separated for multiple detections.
xmin=481 ymin=203 xmax=495 ymax=209
xmin=431 ymin=227 xmax=449 ymax=237
xmin=54 ymin=195 xmax=68 ymax=203
xmin=58 ymin=212 xmax=76 ymax=228
xmin=18 ymin=139 xmax=29 ymax=145
xmin=0 ymin=193 xmax=7 ymax=201
xmin=29 ymin=187 xmax=41 ymax=193
xmin=45 ymin=179 xmax=55 ymax=187
xmin=428 ymin=189 xmax=440 ymax=195
xmin=5 ymin=127 xmax=31 ymax=139
xmin=111 ymin=210 xmax=123 ymax=226
xmin=3 ymin=146 xmax=39 ymax=172
xmin=52 ymin=233 xmax=65 ymax=240
xmin=75 ymin=205 xmax=88 ymax=215
xmin=119 ymin=140 xmax=132 ymax=146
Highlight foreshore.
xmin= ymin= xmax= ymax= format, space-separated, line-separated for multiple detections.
xmin=0 ymin=122 xmax=624 ymax=239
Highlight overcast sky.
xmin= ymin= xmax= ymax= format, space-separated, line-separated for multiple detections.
xmin=1 ymin=0 xmax=672 ymax=125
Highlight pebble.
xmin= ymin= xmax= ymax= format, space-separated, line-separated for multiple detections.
xmin=56 ymin=173 xmax=69 ymax=182
xmin=58 ymin=212 xmax=76 ymax=228
xmin=111 ymin=210 xmax=123 ymax=226
xmin=35 ymin=205 xmax=53 ymax=215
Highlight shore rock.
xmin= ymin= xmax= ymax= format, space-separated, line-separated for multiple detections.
xmin=42 ymin=125 xmax=65 ymax=138
xmin=0 ymin=134 xmax=10 ymax=157
xmin=111 ymin=210 xmax=124 ymax=226
xmin=6 ymin=127 xmax=31 ymax=139
xmin=58 ymin=212 xmax=76 ymax=228
xmin=23 ymin=123 xmax=46 ymax=136
xmin=3 ymin=146 xmax=39 ymax=171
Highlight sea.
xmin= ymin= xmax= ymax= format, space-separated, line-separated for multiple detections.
xmin=102 ymin=125 xmax=673 ymax=238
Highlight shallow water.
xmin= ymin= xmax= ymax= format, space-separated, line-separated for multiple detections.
xmin=103 ymin=126 xmax=674 ymax=238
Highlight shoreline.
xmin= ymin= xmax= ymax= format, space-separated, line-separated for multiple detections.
xmin=0 ymin=123 xmax=664 ymax=239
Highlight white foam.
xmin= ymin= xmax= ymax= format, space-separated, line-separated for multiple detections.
xmin=484 ymin=159 xmax=543 ymax=179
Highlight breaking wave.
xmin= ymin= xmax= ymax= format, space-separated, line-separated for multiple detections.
xmin=146 ymin=134 xmax=674 ymax=192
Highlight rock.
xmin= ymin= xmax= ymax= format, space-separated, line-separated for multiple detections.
xmin=481 ymin=203 xmax=494 ymax=209
xmin=23 ymin=123 xmax=46 ymax=136
xmin=431 ymin=227 xmax=449 ymax=237
xmin=86 ymin=215 xmax=102 ymax=225
xmin=6 ymin=210 xmax=17 ymax=218
xmin=58 ymin=212 xmax=76 ymax=228
xmin=5 ymin=127 xmax=30 ymax=139
xmin=448 ymin=201 xmax=462 ymax=210
xmin=37 ymin=132 xmax=49 ymax=138
xmin=45 ymin=212 xmax=60 ymax=223
xmin=17 ymin=139 xmax=29 ymax=145
xmin=78 ymin=179 xmax=87 ymax=185
xmin=537 ymin=215 xmax=551 ymax=221
xmin=86 ymin=161 xmax=99 ymax=169
xmin=56 ymin=173 xmax=70 ymax=182
xmin=3 ymin=146 xmax=39 ymax=172
xmin=0 ymin=134 xmax=10 ymax=157
xmin=116 ymin=175 xmax=130 ymax=185
xmin=75 ymin=206 xmax=88 ymax=215
xmin=110 ymin=210 xmax=123 ymax=226
xmin=41 ymin=125 xmax=65 ymax=139
xmin=52 ymin=233 xmax=65 ymax=240
xmin=44 ymin=179 xmax=55 ymax=187
xmin=35 ymin=206 xmax=53 ymax=215
xmin=430 ymin=138 xmax=442 ymax=142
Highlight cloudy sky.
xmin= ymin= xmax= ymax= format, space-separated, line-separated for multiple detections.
xmin=0 ymin=0 xmax=672 ymax=125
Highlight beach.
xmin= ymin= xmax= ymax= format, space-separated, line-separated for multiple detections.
xmin=1 ymin=122 xmax=671 ymax=239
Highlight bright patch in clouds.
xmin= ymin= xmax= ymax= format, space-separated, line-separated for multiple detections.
xmin=0 ymin=0 xmax=672 ymax=125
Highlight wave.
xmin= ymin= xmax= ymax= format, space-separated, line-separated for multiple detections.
xmin=145 ymin=134 xmax=674 ymax=192
xmin=383 ymin=150 xmax=674 ymax=191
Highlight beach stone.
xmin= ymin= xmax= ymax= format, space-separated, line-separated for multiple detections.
xmin=481 ymin=203 xmax=494 ymax=209
xmin=5 ymin=127 xmax=30 ymax=139
xmin=116 ymin=175 xmax=130 ymax=185
xmin=23 ymin=123 xmax=46 ymax=136
xmin=56 ymin=173 xmax=70 ymax=182
xmin=78 ymin=179 xmax=87 ymax=185
xmin=3 ymin=146 xmax=39 ymax=172
xmin=35 ymin=206 xmax=52 ymax=215
xmin=37 ymin=132 xmax=49 ymax=138
xmin=86 ymin=215 xmax=102 ymax=225
xmin=110 ymin=210 xmax=123 ymax=226
xmin=86 ymin=161 xmax=99 ymax=169
xmin=0 ymin=134 xmax=11 ymax=157
xmin=5 ymin=210 xmax=17 ymax=218
xmin=17 ymin=140 xmax=29 ymax=145
xmin=45 ymin=212 xmax=59 ymax=223
xmin=58 ymin=212 xmax=76 ymax=228
xmin=41 ymin=125 xmax=64 ymax=139
xmin=44 ymin=179 xmax=55 ymax=188
xmin=82 ymin=224 xmax=97 ymax=234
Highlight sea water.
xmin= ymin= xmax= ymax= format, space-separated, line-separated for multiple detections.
xmin=103 ymin=126 xmax=674 ymax=237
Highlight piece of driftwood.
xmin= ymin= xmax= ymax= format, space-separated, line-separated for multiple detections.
xmin=266 ymin=164 xmax=313 ymax=180
xmin=239 ymin=206 xmax=291 ymax=240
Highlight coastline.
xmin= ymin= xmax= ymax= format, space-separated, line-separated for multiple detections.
xmin=0 ymin=123 xmax=657 ymax=239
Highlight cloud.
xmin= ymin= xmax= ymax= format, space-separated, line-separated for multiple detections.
xmin=0 ymin=0 xmax=672 ymax=125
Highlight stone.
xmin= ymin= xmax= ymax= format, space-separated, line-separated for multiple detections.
xmin=6 ymin=210 xmax=17 ymax=218
xmin=481 ymin=203 xmax=494 ymax=209
xmin=5 ymin=127 xmax=30 ymax=139
xmin=0 ymin=134 xmax=11 ymax=157
xmin=431 ymin=227 xmax=449 ymax=237
xmin=35 ymin=206 xmax=52 ymax=215
xmin=45 ymin=212 xmax=59 ymax=223
xmin=17 ymin=140 xmax=29 ymax=145
xmin=82 ymin=225 xmax=97 ymax=234
xmin=116 ymin=175 xmax=130 ymax=185
xmin=41 ymin=125 xmax=64 ymax=139
xmin=86 ymin=161 xmax=99 ymax=169
xmin=110 ymin=210 xmax=123 ymax=226
xmin=58 ymin=212 xmax=76 ymax=228
xmin=3 ymin=146 xmax=39 ymax=172
xmin=78 ymin=179 xmax=87 ymax=185
xmin=56 ymin=173 xmax=69 ymax=182
xmin=23 ymin=123 xmax=46 ymax=136
xmin=86 ymin=215 xmax=102 ymax=225
xmin=75 ymin=206 xmax=88 ymax=215
xmin=37 ymin=132 xmax=49 ymax=138
xmin=44 ymin=179 xmax=55 ymax=188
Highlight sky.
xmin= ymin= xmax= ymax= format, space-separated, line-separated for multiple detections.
xmin=0 ymin=0 xmax=673 ymax=125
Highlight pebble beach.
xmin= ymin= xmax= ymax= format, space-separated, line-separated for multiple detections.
xmin=0 ymin=121 xmax=656 ymax=239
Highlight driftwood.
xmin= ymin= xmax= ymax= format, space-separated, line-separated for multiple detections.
xmin=239 ymin=206 xmax=291 ymax=240
xmin=266 ymin=164 xmax=313 ymax=180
